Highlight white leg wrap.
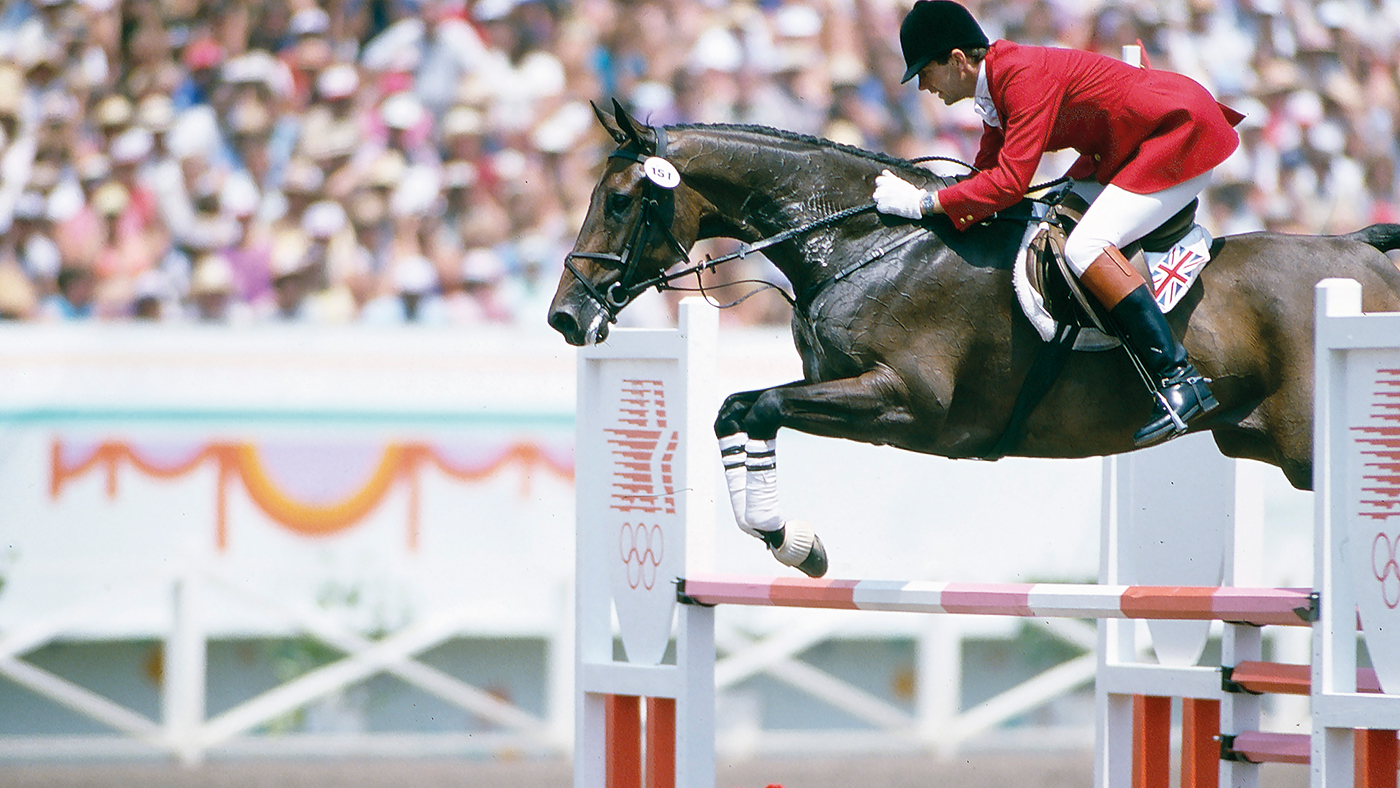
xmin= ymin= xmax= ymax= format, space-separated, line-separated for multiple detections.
xmin=718 ymin=433 xmax=752 ymax=534
xmin=771 ymin=519 xmax=815 ymax=567
xmin=743 ymin=438 xmax=783 ymax=535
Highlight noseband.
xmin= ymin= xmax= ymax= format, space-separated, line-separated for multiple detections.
xmin=563 ymin=125 xmax=693 ymax=324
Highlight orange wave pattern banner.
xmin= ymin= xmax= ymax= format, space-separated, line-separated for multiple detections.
xmin=50 ymin=440 xmax=576 ymax=551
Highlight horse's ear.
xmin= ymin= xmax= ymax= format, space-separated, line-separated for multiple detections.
xmin=592 ymin=100 xmax=629 ymax=145
xmin=610 ymin=98 xmax=653 ymax=151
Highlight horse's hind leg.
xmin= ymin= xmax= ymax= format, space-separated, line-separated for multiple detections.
xmin=712 ymin=370 xmax=916 ymax=577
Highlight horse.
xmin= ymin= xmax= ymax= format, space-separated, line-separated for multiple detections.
xmin=549 ymin=100 xmax=1400 ymax=577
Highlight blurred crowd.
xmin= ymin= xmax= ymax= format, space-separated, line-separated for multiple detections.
xmin=0 ymin=0 xmax=1397 ymax=327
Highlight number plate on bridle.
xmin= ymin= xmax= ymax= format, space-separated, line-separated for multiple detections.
xmin=643 ymin=156 xmax=680 ymax=189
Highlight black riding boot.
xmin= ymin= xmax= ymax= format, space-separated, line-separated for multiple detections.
xmin=1109 ymin=285 xmax=1219 ymax=447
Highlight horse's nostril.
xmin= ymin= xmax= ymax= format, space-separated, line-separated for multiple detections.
xmin=548 ymin=308 xmax=580 ymax=341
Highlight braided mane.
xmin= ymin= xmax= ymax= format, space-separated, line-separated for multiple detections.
xmin=669 ymin=122 xmax=953 ymax=187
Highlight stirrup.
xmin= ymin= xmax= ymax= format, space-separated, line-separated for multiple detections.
xmin=1133 ymin=373 xmax=1218 ymax=447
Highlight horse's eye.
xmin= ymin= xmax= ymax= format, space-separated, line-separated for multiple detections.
xmin=606 ymin=192 xmax=633 ymax=220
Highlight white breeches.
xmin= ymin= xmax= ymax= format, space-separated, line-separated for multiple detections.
xmin=1062 ymin=171 xmax=1214 ymax=276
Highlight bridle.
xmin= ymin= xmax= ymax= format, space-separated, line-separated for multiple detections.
xmin=562 ymin=124 xmax=884 ymax=325
xmin=561 ymin=125 xmax=694 ymax=323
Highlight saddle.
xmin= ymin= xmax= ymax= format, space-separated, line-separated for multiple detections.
xmin=986 ymin=189 xmax=1207 ymax=458
xmin=1024 ymin=191 xmax=1201 ymax=337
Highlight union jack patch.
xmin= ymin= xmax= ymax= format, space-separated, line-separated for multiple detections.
xmin=1147 ymin=226 xmax=1213 ymax=313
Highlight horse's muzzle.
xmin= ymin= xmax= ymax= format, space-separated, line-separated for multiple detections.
xmin=548 ymin=299 xmax=611 ymax=346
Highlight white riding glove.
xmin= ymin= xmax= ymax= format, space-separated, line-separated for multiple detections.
xmin=872 ymin=169 xmax=927 ymax=220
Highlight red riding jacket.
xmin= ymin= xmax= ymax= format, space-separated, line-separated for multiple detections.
xmin=936 ymin=41 xmax=1244 ymax=231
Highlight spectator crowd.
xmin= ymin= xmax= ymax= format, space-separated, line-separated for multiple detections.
xmin=0 ymin=0 xmax=1397 ymax=328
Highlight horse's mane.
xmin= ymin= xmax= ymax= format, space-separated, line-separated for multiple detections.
xmin=669 ymin=121 xmax=949 ymax=184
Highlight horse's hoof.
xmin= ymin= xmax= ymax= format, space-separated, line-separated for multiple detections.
xmin=796 ymin=534 xmax=828 ymax=578
xmin=768 ymin=520 xmax=828 ymax=578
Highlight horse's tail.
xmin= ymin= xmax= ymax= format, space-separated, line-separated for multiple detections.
xmin=1343 ymin=223 xmax=1400 ymax=253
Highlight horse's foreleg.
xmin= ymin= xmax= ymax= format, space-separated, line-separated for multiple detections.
xmin=712 ymin=369 xmax=915 ymax=578
xmin=714 ymin=388 xmax=767 ymax=540
xmin=739 ymin=368 xmax=912 ymax=440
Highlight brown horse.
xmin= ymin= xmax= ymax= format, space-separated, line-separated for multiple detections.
xmin=549 ymin=102 xmax=1400 ymax=574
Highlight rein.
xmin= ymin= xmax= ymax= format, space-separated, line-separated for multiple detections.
xmin=563 ymin=135 xmax=1071 ymax=324
xmin=649 ymin=201 xmax=879 ymax=298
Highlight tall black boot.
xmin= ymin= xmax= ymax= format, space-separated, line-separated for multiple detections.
xmin=1109 ymin=285 xmax=1219 ymax=446
xmin=1079 ymin=246 xmax=1218 ymax=448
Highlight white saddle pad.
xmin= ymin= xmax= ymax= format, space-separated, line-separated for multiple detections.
xmin=1012 ymin=220 xmax=1213 ymax=352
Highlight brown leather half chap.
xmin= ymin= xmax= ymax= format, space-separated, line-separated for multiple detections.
xmin=1078 ymin=246 xmax=1146 ymax=310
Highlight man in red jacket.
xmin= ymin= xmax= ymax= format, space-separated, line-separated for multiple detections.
xmin=872 ymin=0 xmax=1243 ymax=448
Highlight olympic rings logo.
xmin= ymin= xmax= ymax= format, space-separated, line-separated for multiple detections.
xmin=1374 ymin=532 xmax=1400 ymax=609
xmin=619 ymin=522 xmax=664 ymax=590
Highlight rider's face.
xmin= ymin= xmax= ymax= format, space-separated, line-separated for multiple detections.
xmin=916 ymin=49 xmax=978 ymax=105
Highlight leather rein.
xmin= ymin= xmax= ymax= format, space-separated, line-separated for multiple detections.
xmin=561 ymin=131 xmax=1076 ymax=326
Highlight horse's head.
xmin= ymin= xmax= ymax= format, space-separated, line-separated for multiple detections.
xmin=548 ymin=100 xmax=703 ymax=345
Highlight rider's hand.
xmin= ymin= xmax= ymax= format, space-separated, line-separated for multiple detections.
xmin=872 ymin=169 xmax=928 ymax=220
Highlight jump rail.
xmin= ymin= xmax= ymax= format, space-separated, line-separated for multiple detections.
xmin=677 ymin=575 xmax=1316 ymax=628
xmin=574 ymin=287 xmax=1400 ymax=788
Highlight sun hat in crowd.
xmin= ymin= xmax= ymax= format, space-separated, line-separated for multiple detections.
xmin=108 ymin=127 xmax=153 ymax=164
xmin=442 ymin=160 xmax=478 ymax=190
xmin=76 ymin=153 xmax=110 ymax=184
xmin=460 ymin=248 xmax=505 ymax=284
xmin=389 ymin=165 xmax=441 ymax=217
xmin=381 ymin=92 xmax=425 ymax=130
xmin=302 ymin=200 xmax=347 ymax=239
xmin=282 ymin=159 xmax=325 ymax=194
xmin=228 ymin=100 xmax=273 ymax=138
xmin=369 ymin=150 xmax=407 ymax=188
xmin=392 ymin=255 xmax=438 ymax=295
xmin=441 ymin=106 xmax=484 ymax=139
xmin=687 ymin=27 xmax=742 ymax=74
xmin=94 ymin=95 xmax=133 ymax=129
xmin=190 ymin=253 xmax=235 ymax=295
xmin=13 ymin=191 xmax=46 ymax=221
xmin=348 ymin=192 xmax=387 ymax=226
xmin=290 ymin=7 xmax=330 ymax=37
xmin=773 ymin=3 xmax=822 ymax=39
xmin=39 ymin=93 xmax=73 ymax=126
xmin=307 ymin=119 xmax=359 ymax=161
xmin=133 ymin=268 xmax=175 ymax=304
xmin=317 ymin=63 xmax=359 ymax=99
xmin=269 ymin=231 xmax=311 ymax=280
xmin=221 ymin=173 xmax=261 ymax=218
xmin=92 ymin=181 xmax=129 ymax=217
xmin=137 ymin=94 xmax=176 ymax=133
xmin=474 ymin=0 xmax=516 ymax=23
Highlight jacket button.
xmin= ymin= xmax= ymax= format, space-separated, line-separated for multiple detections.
xmin=964 ymin=215 xmax=973 ymax=222
xmin=1093 ymin=154 xmax=1101 ymax=161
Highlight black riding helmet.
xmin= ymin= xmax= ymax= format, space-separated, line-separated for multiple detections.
xmin=899 ymin=0 xmax=990 ymax=83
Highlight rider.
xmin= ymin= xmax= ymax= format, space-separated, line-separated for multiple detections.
xmin=871 ymin=0 xmax=1244 ymax=448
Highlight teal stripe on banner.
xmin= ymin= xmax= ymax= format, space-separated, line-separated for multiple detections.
xmin=0 ymin=408 xmax=576 ymax=428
